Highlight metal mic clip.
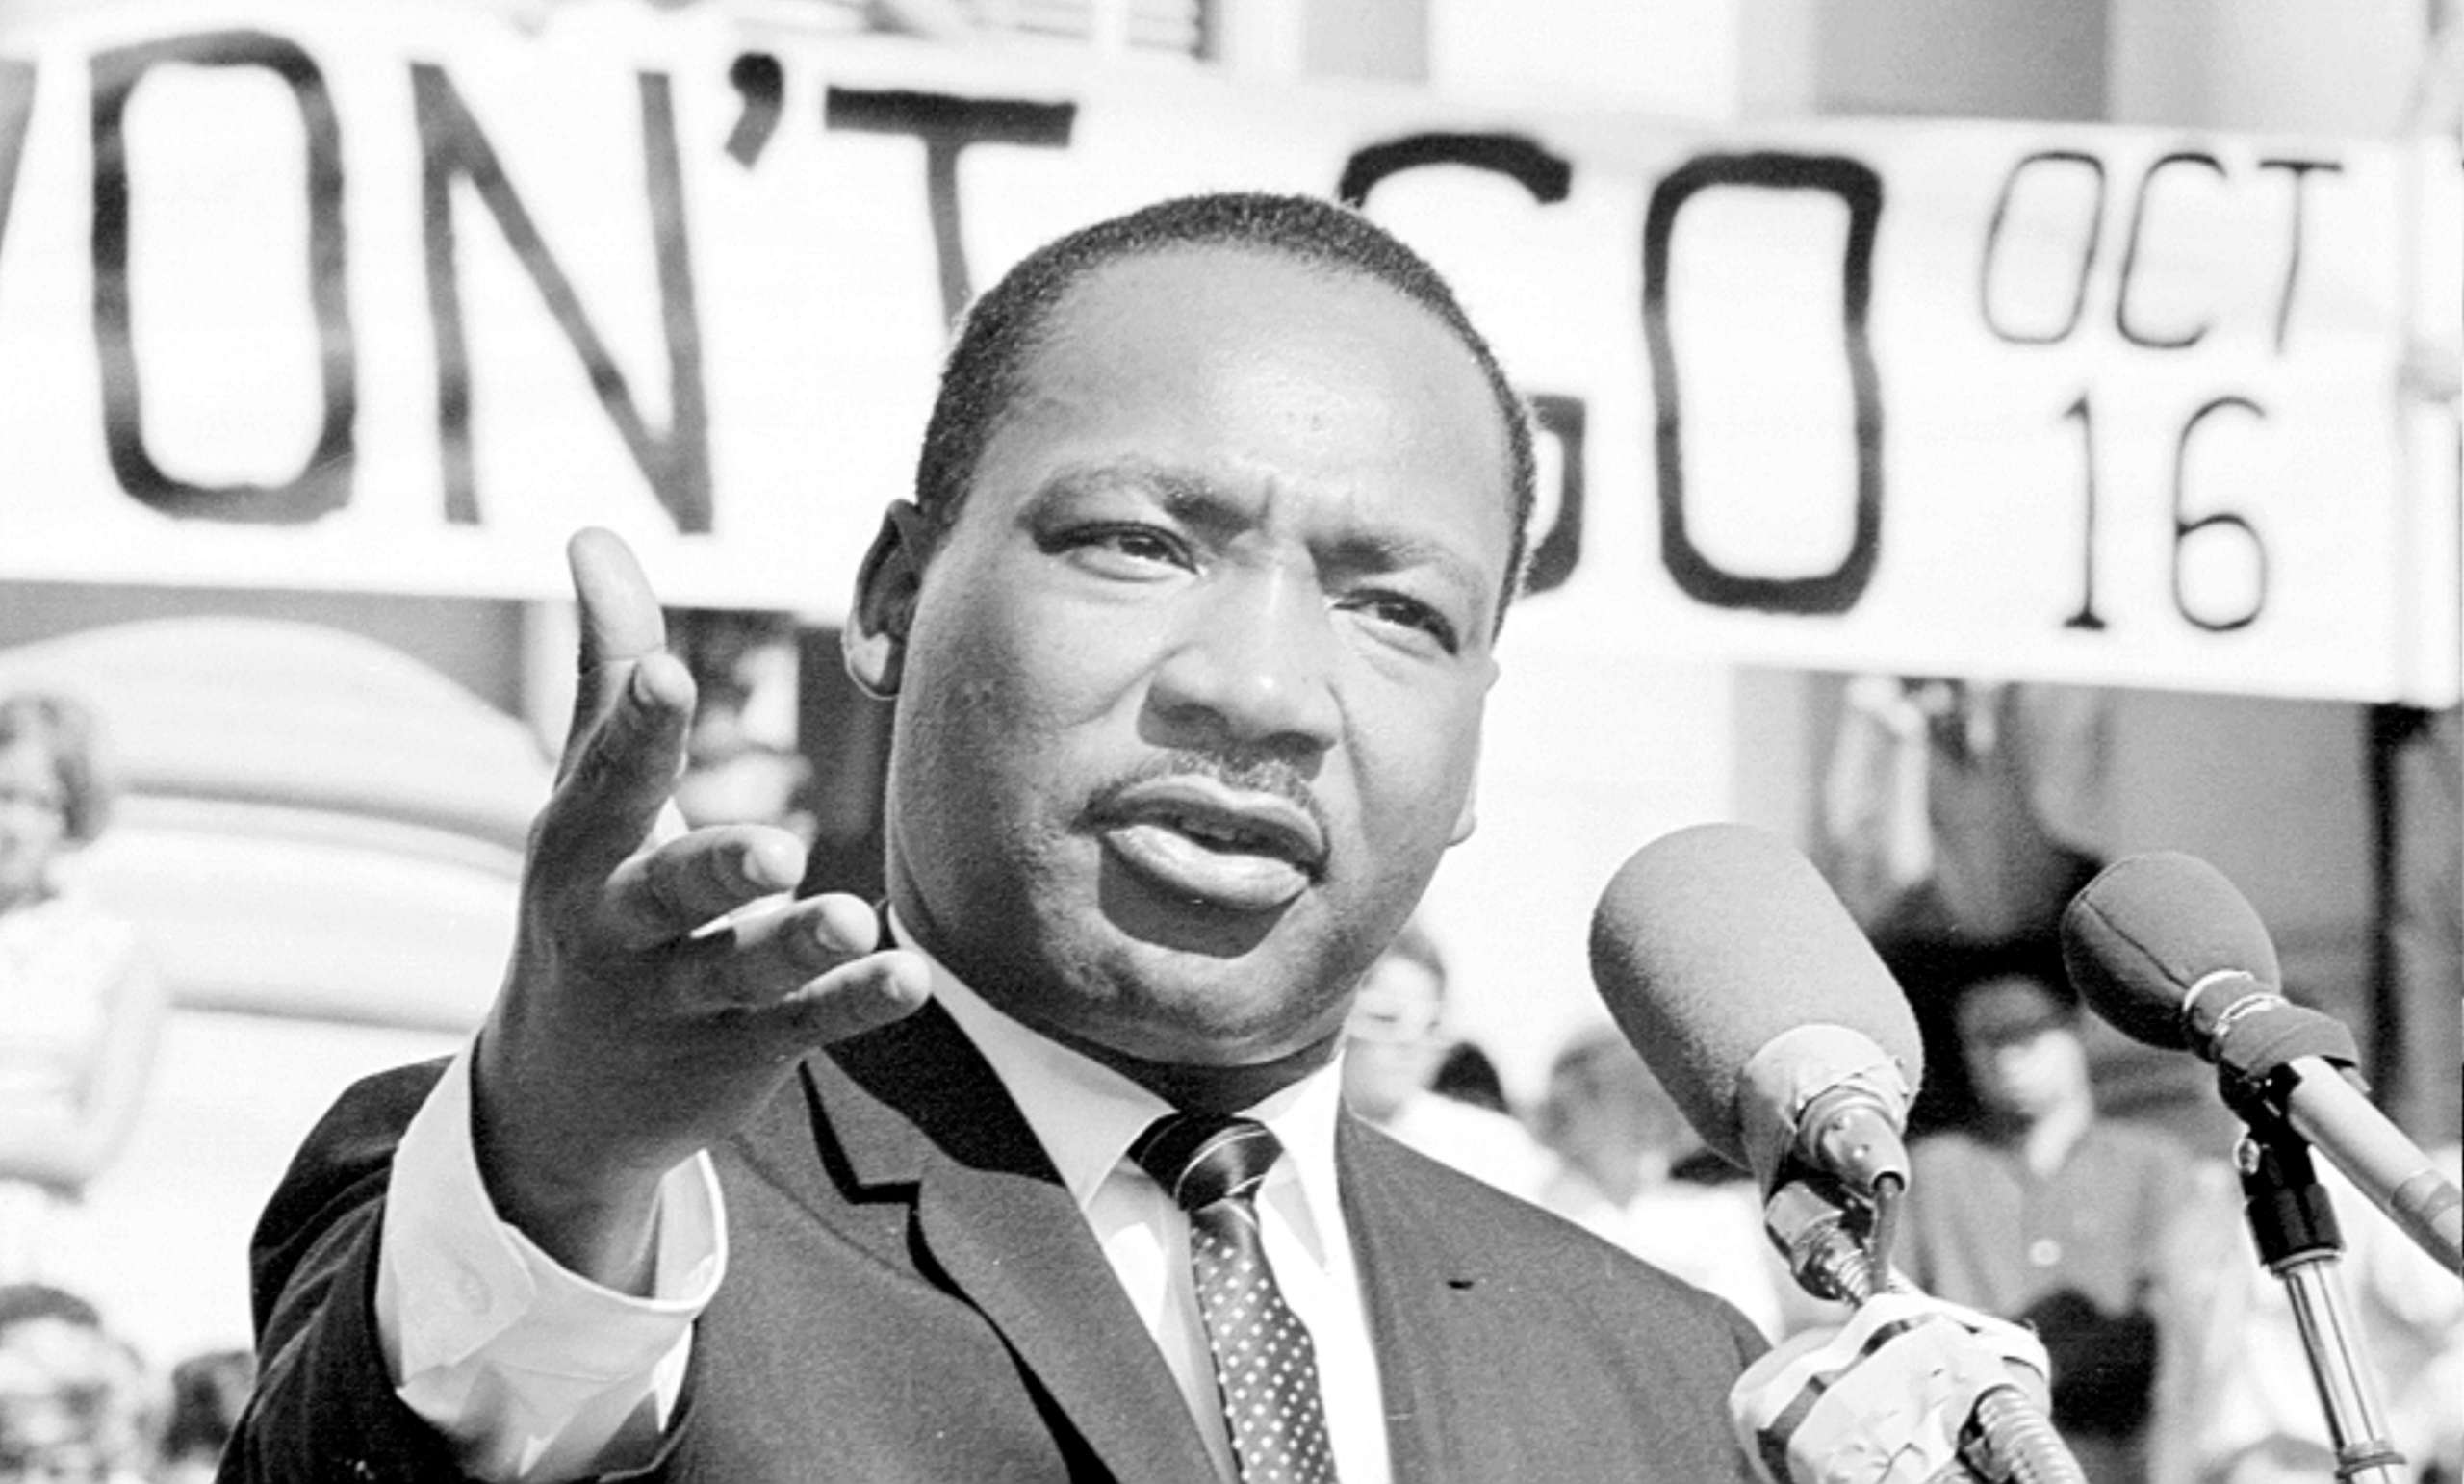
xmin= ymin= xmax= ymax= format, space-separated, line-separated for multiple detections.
xmin=1761 ymin=1158 xmax=1906 ymax=1306
xmin=1762 ymin=1087 xmax=1911 ymax=1302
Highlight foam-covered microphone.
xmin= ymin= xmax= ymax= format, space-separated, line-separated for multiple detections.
xmin=1594 ymin=824 xmax=2086 ymax=1484
xmin=1588 ymin=821 xmax=1921 ymax=1206
xmin=2064 ymin=852 xmax=2462 ymax=1273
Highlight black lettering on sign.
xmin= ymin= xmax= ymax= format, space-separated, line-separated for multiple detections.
xmin=726 ymin=52 xmax=783 ymax=167
xmin=0 ymin=60 xmax=32 ymax=269
xmin=414 ymin=64 xmax=710 ymax=530
xmin=90 ymin=33 xmax=353 ymax=523
xmin=2171 ymin=394 xmax=2268 ymax=632
xmin=824 ymin=90 xmax=1075 ymax=324
xmin=2256 ymin=157 xmax=2341 ymax=354
xmin=1336 ymin=131 xmax=1582 ymax=593
xmin=2116 ymin=150 xmax=2221 ymax=351
xmin=1335 ymin=131 xmax=1573 ymax=207
xmin=1979 ymin=149 xmax=2105 ymax=345
xmin=2057 ymin=393 xmax=2107 ymax=631
xmin=1643 ymin=151 xmax=1885 ymax=616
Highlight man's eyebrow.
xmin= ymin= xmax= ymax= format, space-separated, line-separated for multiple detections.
xmin=1031 ymin=458 xmax=1223 ymax=514
xmin=1027 ymin=461 xmax=1277 ymax=552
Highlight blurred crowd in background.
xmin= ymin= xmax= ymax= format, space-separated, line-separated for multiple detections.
xmin=0 ymin=1284 xmax=244 ymax=1484
xmin=2 ymin=693 xmax=245 ymax=1481
xmin=1325 ymin=906 xmax=2461 ymax=1484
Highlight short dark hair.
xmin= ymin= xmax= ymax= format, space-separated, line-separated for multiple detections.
xmin=0 ymin=691 xmax=115 ymax=845
xmin=1947 ymin=964 xmax=2080 ymax=1050
xmin=914 ymin=192 xmax=1538 ymax=626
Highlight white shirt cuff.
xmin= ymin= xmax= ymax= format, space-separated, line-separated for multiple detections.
xmin=374 ymin=1043 xmax=726 ymax=1480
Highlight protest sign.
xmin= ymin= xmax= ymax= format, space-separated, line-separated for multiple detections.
xmin=2 ymin=3 xmax=2454 ymax=701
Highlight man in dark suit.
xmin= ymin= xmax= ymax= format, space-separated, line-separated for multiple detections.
xmin=223 ymin=193 xmax=1767 ymax=1482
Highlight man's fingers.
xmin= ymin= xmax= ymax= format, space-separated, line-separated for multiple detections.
xmin=777 ymin=948 xmax=934 ymax=1045
xmin=535 ymin=651 xmax=699 ymax=893
xmin=751 ymin=893 xmax=931 ymax=1040
xmin=563 ymin=527 xmax=671 ymax=780
xmin=676 ymin=893 xmax=930 ymax=1042
xmin=602 ymin=825 xmax=808 ymax=950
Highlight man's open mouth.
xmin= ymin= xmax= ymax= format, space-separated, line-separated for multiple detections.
xmin=1092 ymin=776 xmax=1325 ymax=911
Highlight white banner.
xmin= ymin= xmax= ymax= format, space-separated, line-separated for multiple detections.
xmin=0 ymin=0 xmax=2455 ymax=702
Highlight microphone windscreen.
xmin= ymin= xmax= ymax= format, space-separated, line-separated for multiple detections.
xmin=1587 ymin=822 xmax=1922 ymax=1174
xmin=2060 ymin=851 xmax=2282 ymax=1051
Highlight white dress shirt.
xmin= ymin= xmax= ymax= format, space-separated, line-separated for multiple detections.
xmin=376 ymin=926 xmax=1391 ymax=1484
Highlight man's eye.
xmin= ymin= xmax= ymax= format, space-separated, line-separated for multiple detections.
xmin=1348 ymin=592 xmax=1460 ymax=654
xmin=1050 ymin=525 xmax=1191 ymax=571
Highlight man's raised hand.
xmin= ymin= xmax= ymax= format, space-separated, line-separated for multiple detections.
xmin=469 ymin=528 xmax=929 ymax=1290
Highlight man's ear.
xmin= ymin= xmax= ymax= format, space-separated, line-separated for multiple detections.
xmin=1447 ymin=736 xmax=1483 ymax=845
xmin=843 ymin=501 xmax=934 ymax=700
xmin=1448 ymin=662 xmax=1499 ymax=845
xmin=1449 ymin=778 xmax=1479 ymax=846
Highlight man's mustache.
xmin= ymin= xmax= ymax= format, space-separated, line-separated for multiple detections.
xmin=1087 ymin=749 xmax=1329 ymax=838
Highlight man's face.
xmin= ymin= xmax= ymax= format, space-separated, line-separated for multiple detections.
xmin=1956 ymin=977 xmax=2090 ymax=1123
xmin=0 ymin=741 xmax=69 ymax=909
xmin=874 ymin=246 xmax=1513 ymax=1072
xmin=1338 ymin=952 xmax=1447 ymax=1122
xmin=1540 ymin=1042 xmax=1688 ymax=1169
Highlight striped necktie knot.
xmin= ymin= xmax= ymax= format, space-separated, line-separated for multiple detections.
xmin=1130 ymin=1113 xmax=1282 ymax=1212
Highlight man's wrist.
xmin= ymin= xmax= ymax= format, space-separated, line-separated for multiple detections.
xmin=468 ymin=1030 xmax=672 ymax=1292
xmin=378 ymin=1043 xmax=725 ymax=1479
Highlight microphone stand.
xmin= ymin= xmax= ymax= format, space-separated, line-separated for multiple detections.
xmin=2231 ymin=1113 xmax=2409 ymax=1484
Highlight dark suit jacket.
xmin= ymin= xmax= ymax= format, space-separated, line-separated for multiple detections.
xmin=225 ymin=1003 xmax=1765 ymax=1481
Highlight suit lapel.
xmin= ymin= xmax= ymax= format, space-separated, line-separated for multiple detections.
xmin=812 ymin=1004 xmax=1220 ymax=1483
xmin=1339 ymin=1115 xmax=1488 ymax=1480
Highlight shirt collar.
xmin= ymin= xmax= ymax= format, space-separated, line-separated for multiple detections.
xmin=888 ymin=909 xmax=1346 ymax=1237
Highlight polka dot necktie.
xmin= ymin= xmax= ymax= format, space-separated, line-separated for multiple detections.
xmin=1131 ymin=1113 xmax=1341 ymax=1484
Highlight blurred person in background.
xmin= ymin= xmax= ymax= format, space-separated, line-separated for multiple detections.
xmin=1530 ymin=1027 xmax=1823 ymax=1342
xmin=1817 ymin=675 xmax=2121 ymax=1135
xmin=0 ymin=694 xmax=166 ymax=1285
xmin=1427 ymin=1039 xmax=1510 ymax=1115
xmin=1338 ymin=919 xmax=1553 ymax=1200
xmin=2145 ymin=1139 xmax=2460 ymax=1484
xmin=0 ymin=1283 xmax=156 ymax=1484
xmin=153 ymin=1347 xmax=251 ymax=1484
xmin=1819 ymin=676 xmax=2109 ymax=958
xmin=1900 ymin=963 xmax=2188 ymax=1484
xmin=666 ymin=611 xmax=817 ymax=842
